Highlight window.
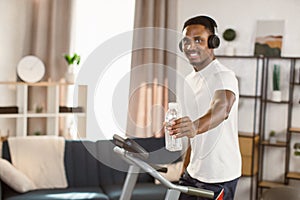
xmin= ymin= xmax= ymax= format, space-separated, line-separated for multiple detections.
xmin=73 ymin=0 xmax=135 ymax=139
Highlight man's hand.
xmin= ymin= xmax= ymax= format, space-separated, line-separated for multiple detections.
xmin=167 ymin=116 xmax=198 ymax=138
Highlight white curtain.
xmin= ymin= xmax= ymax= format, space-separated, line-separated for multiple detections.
xmin=23 ymin=0 xmax=75 ymax=81
xmin=126 ymin=0 xmax=178 ymax=138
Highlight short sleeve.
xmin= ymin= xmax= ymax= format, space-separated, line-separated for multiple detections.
xmin=211 ymin=70 xmax=239 ymax=96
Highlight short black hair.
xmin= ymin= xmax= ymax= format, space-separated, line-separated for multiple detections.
xmin=182 ymin=15 xmax=217 ymax=34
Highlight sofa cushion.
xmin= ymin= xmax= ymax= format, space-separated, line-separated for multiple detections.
xmin=64 ymin=141 xmax=102 ymax=187
xmin=0 ymin=158 xmax=36 ymax=193
xmin=102 ymin=183 xmax=167 ymax=200
xmin=3 ymin=187 xmax=109 ymax=200
xmin=64 ymin=140 xmax=154 ymax=188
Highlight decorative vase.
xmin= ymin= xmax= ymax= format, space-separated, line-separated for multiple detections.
xmin=272 ymin=91 xmax=282 ymax=102
xmin=224 ymin=43 xmax=236 ymax=56
xmin=269 ymin=136 xmax=277 ymax=144
xmin=65 ymin=65 xmax=75 ymax=83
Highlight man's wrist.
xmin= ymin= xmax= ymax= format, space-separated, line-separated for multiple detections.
xmin=192 ymin=121 xmax=199 ymax=136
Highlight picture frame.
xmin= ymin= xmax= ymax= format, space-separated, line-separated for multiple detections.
xmin=254 ymin=20 xmax=284 ymax=57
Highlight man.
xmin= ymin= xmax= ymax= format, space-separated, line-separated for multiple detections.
xmin=167 ymin=16 xmax=241 ymax=199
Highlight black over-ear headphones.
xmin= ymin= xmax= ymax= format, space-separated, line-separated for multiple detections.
xmin=179 ymin=15 xmax=220 ymax=51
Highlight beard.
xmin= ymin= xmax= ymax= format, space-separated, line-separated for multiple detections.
xmin=188 ymin=57 xmax=211 ymax=70
xmin=185 ymin=49 xmax=213 ymax=71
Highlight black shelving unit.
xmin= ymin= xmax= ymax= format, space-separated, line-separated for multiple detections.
xmin=285 ymin=58 xmax=300 ymax=183
xmin=256 ymin=56 xmax=300 ymax=199
xmin=218 ymin=55 xmax=300 ymax=200
xmin=217 ymin=55 xmax=263 ymax=200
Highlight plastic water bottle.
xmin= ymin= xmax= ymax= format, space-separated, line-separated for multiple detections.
xmin=165 ymin=102 xmax=182 ymax=151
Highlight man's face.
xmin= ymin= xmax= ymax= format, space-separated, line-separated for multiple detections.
xmin=182 ymin=24 xmax=214 ymax=70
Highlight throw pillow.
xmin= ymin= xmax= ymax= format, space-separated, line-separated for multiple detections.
xmin=0 ymin=158 xmax=36 ymax=193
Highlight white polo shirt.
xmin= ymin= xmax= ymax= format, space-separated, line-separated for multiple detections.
xmin=181 ymin=59 xmax=241 ymax=183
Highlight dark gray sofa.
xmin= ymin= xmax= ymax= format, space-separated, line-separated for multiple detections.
xmin=0 ymin=137 xmax=182 ymax=200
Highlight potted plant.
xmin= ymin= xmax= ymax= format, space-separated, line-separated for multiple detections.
xmin=269 ymin=130 xmax=277 ymax=144
xmin=222 ymin=28 xmax=237 ymax=56
xmin=64 ymin=53 xmax=81 ymax=83
xmin=294 ymin=143 xmax=300 ymax=156
xmin=272 ymin=64 xmax=281 ymax=102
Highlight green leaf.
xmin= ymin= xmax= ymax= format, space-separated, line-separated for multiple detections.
xmin=294 ymin=142 xmax=300 ymax=149
xmin=269 ymin=130 xmax=276 ymax=137
xmin=273 ymin=64 xmax=280 ymax=90
xmin=64 ymin=54 xmax=73 ymax=65
xmin=294 ymin=151 xmax=300 ymax=156
xmin=64 ymin=53 xmax=81 ymax=66
xmin=222 ymin=29 xmax=236 ymax=42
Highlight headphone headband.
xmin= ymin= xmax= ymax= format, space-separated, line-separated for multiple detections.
xmin=182 ymin=15 xmax=218 ymax=34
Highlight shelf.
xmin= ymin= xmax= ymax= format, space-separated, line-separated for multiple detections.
xmin=261 ymin=140 xmax=287 ymax=147
xmin=0 ymin=81 xmax=74 ymax=86
xmin=27 ymin=112 xmax=57 ymax=118
xmin=0 ymin=114 xmax=24 ymax=118
xmin=291 ymin=82 xmax=300 ymax=86
xmin=264 ymin=99 xmax=289 ymax=104
xmin=238 ymin=132 xmax=259 ymax=138
xmin=216 ymin=55 xmax=300 ymax=59
xmin=287 ymin=172 xmax=300 ymax=180
xmin=258 ymin=181 xmax=285 ymax=188
xmin=289 ymin=127 xmax=300 ymax=133
xmin=0 ymin=81 xmax=28 ymax=85
xmin=216 ymin=55 xmax=260 ymax=59
xmin=58 ymin=113 xmax=86 ymax=117
xmin=264 ymin=99 xmax=290 ymax=104
xmin=266 ymin=56 xmax=300 ymax=59
xmin=27 ymin=112 xmax=85 ymax=117
xmin=239 ymin=94 xmax=261 ymax=99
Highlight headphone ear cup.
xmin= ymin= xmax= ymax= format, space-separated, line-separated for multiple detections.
xmin=179 ymin=40 xmax=183 ymax=52
xmin=208 ymin=35 xmax=220 ymax=49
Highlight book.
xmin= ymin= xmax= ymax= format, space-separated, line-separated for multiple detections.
xmin=0 ymin=106 xmax=18 ymax=114
xmin=59 ymin=106 xmax=83 ymax=113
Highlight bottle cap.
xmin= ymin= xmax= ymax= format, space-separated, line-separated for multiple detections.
xmin=168 ymin=102 xmax=178 ymax=110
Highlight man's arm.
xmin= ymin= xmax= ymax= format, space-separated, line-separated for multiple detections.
xmin=169 ymin=89 xmax=236 ymax=138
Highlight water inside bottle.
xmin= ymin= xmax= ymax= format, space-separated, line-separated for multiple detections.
xmin=165 ymin=104 xmax=182 ymax=151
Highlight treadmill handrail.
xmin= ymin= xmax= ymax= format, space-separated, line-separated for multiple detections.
xmin=113 ymin=146 xmax=214 ymax=199
xmin=113 ymin=134 xmax=149 ymax=160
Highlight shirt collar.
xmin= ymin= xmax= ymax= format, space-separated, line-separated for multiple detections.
xmin=192 ymin=59 xmax=219 ymax=78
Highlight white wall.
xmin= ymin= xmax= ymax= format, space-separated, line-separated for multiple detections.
xmin=0 ymin=0 xmax=30 ymax=102
xmin=0 ymin=0 xmax=28 ymax=72
xmin=177 ymin=0 xmax=300 ymax=57
xmin=177 ymin=0 xmax=300 ymax=199
xmin=0 ymin=0 xmax=31 ymax=136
